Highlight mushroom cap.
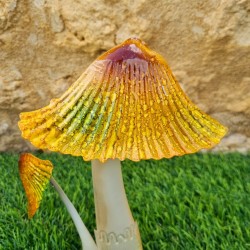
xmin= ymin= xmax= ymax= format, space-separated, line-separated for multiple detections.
xmin=19 ymin=153 xmax=53 ymax=218
xmin=19 ymin=38 xmax=227 ymax=162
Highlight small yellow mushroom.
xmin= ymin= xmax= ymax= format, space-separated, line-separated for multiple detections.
xmin=19 ymin=153 xmax=53 ymax=219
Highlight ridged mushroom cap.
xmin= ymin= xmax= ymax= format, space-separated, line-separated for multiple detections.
xmin=19 ymin=38 xmax=227 ymax=162
xmin=19 ymin=153 xmax=53 ymax=218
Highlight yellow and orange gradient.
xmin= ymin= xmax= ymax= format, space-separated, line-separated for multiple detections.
xmin=19 ymin=153 xmax=53 ymax=218
xmin=18 ymin=38 xmax=227 ymax=162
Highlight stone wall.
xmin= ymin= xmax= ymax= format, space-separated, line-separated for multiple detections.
xmin=0 ymin=0 xmax=249 ymax=153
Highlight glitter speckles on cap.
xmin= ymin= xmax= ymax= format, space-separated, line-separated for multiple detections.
xmin=18 ymin=38 xmax=227 ymax=162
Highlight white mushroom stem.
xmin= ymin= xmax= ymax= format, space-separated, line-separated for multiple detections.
xmin=91 ymin=159 xmax=143 ymax=249
xmin=50 ymin=177 xmax=97 ymax=250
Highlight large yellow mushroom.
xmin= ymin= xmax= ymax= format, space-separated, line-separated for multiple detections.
xmin=19 ymin=38 xmax=227 ymax=249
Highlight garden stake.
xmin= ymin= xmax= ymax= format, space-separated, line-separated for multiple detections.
xmin=18 ymin=38 xmax=227 ymax=249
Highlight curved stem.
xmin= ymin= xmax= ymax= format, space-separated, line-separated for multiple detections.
xmin=50 ymin=177 xmax=97 ymax=250
xmin=91 ymin=159 xmax=143 ymax=249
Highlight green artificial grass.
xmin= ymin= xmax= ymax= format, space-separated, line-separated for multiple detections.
xmin=0 ymin=152 xmax=249 ymax=250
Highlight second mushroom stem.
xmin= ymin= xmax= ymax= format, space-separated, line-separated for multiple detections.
xmin=91 ymin=159 xmax=143 ymax=249
xmin=50 ymin=177 xmax=97 ymax=250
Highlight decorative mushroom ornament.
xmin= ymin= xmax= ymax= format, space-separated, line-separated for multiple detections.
xmin=19 ymin=153 xmax=97 ymax=250
xmin=19 ymin=38 xmax=227 ymax=249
